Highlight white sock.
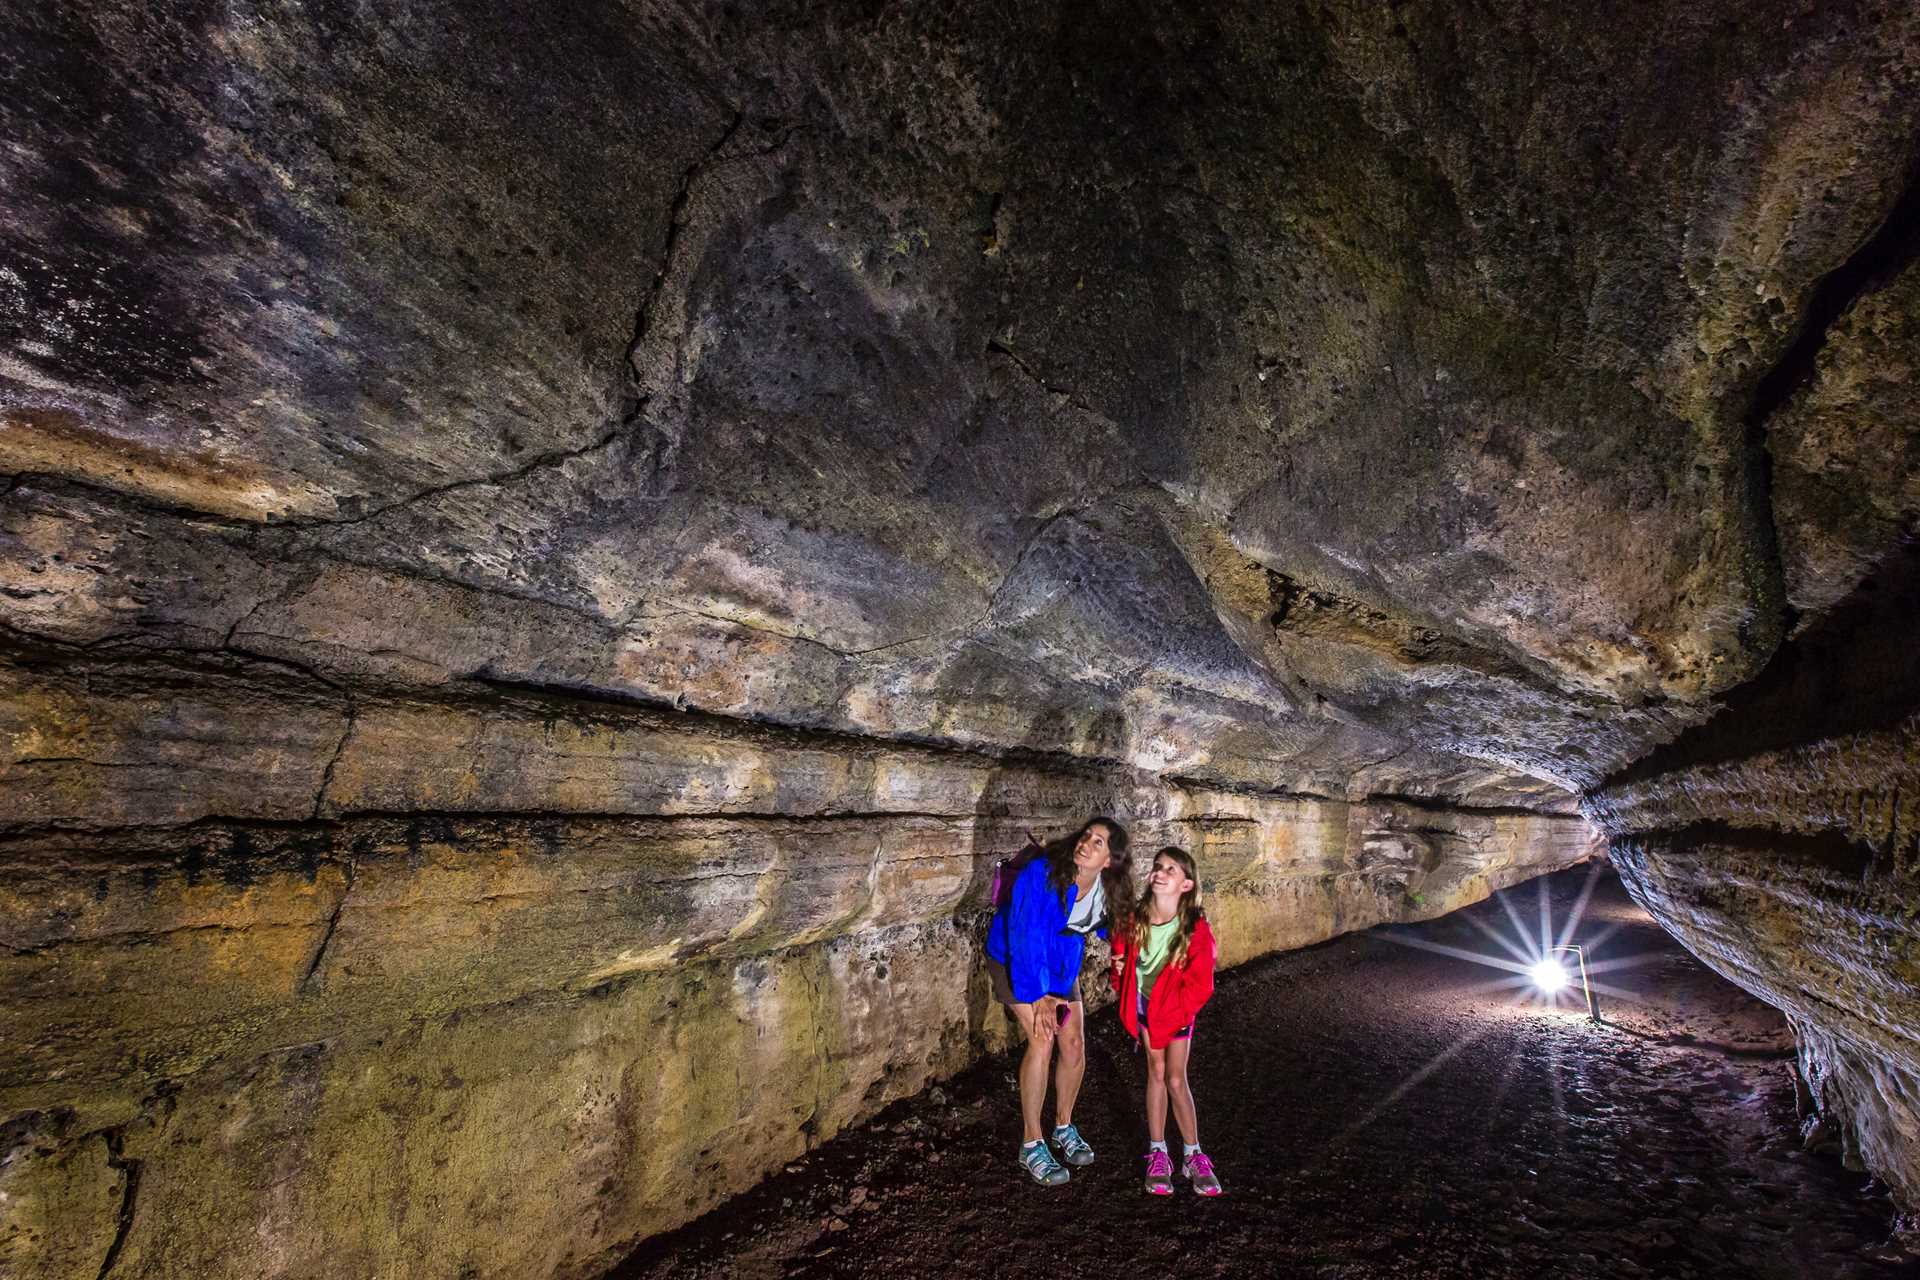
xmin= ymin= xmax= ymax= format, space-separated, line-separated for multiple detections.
xmin=1184 ymin=1142 xmax=1202 ymax=1159
xmin=1148 ymin=1139 xmax=1168 ymax=1154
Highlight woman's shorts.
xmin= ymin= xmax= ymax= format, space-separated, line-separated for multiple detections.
xmin=985 ymin=958 xmax=1077 ymax=1010
xmin=986 ymin=957 xmax=1017 ymax=1007
xmin=1139 ymin=989 xmax=1194 ymax=1041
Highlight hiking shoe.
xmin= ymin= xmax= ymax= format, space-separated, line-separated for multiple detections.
xmin=1184 ymin=1150 xmax=1223 ymax=1196
xmin=1020 ymin=1140 xmax=1070 ymax=1186
xmin=1053 ymin=1123 xmax=1095 ymax=1167
xmin=1143 ymin=1149 xmax=1174 ymax=1195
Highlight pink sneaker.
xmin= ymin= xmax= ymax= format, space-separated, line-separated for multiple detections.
xmin=1143 ymin=1149 xmax=1174 ymax=1195
xmin=1184 ymin=1150 xmax=1223 ymax=1196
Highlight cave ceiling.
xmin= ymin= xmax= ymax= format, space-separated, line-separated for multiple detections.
xmin=4 ymin=0 xmax=1917 ymax=811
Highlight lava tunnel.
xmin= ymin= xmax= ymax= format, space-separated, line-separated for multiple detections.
xmin=1 ymin=2 xmax=1917 ymax=1278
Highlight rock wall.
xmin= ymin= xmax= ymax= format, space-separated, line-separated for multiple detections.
xmin=1588 ymin=541 xmax=1920 ymax=1218
xmin=9 ymin=0 xmax=1919 ymax=802
xmin=0 ymin=640 xmax=1598 ymax=1276
xmin=1586 ymin=204 xmax=1919 ymax=1219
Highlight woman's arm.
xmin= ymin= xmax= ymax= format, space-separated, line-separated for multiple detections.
xmin=1004 ymin=862 xmax=1053 ymax=1004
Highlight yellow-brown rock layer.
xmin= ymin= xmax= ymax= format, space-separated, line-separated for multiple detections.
xmin=0 ymin=648 xmax=1599 ymax=1279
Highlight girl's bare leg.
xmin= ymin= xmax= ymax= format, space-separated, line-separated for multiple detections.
xmin=1143 ymin=1035 xmax=1170 ymax=1143
xmin=1052 ymin=1000 xmax=1087 ymax=1126
xmin=1165 ymin=1036 xmax=1199 ymax=1147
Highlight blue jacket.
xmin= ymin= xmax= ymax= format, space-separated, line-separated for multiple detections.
xmin=985 ymin=857 xmax=1104 ymax=1003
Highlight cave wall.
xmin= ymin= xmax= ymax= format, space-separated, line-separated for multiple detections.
xmin=3 ymin=0 xmax=1919 ymax=1274
xmin=0 ymin=646 xmax=1598 ymax=1275
xmin=1588 ymin=549 xmax=1920 ymax=1214
xmin=1586 ymin=237 xmax=1920 ymax=1215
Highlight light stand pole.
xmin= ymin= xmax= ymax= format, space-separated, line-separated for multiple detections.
xmin=1551 ymin=943 xmax=1599 ymax=1023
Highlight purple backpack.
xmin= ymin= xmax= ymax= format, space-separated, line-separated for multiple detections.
xmin=988 ymin=831 xmax=1045 ymax=910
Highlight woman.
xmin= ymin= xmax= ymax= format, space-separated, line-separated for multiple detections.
xmin=984 ymin=816 xmax=1133 ymax=1185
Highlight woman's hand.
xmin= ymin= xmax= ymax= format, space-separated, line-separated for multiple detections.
xmin=1032 ymin=995 xmax=1064 ymax=1042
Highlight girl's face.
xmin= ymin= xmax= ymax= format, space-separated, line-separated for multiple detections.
xmin=1073 ymin=824 xmax=1115 ymax=873
xmin=1149 ymin=854 xmax=1196 ymax=898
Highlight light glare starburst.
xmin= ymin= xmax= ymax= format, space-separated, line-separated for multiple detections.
xmin=1529 ymin=957 xmax=1570 ymax=993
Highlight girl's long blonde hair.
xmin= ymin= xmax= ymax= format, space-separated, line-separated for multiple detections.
xmin=1131 ymin=846 xmax=1205 ymax=969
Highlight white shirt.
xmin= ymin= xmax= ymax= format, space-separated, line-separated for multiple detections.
xmin=1064 ymin=875 xmax=1106 ymax=935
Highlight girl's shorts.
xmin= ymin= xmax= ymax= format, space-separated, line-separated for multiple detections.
xmin=1139 ymin=990 xmax=1194 ymax=1041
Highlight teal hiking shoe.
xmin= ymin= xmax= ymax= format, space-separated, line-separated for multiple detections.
xmin=1020 ymin=1139 xmax=1070 ymax=1186
xmin=1052 ymin=1123 xmax=1095 ymax=1167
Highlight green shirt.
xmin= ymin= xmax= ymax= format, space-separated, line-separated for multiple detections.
xmin=1138 ymin=917 xmax=1179 ymax=999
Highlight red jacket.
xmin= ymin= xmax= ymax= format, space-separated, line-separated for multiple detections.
xmin=1111 ymin=916 xmax=1217 ymax=1048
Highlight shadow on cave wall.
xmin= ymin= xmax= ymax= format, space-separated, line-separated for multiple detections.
xmin=958 ymin=704 xmax=1135 ymax=1051
xmin=1610 ymin=535 xmax=1920 ymax=783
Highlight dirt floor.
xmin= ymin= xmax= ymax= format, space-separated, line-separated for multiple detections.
xmin=610 ymin=864 xmax=1913 ymax=1279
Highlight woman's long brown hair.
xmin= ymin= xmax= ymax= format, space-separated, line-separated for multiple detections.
xmin=1130 ymin=846 xmax=1205 ymax=968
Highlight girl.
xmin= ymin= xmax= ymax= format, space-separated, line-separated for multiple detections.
xmin=1111 ymin=845 xmax=1221 ymax=1196
xmin=984 ymin=816 xmax=1133 ymax=1185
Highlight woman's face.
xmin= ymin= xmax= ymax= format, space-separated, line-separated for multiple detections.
xmin=1149 ymin=854 xmax=1196 ymax=897
xmin=1072 ymin=824 xmax=1115 ymax=874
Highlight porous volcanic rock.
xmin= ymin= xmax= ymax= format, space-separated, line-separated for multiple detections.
xmin=3 ymin=0 xmax=1919 ymax=1276
xmin=1588 ymin=541 xmax=1920 ymax=1222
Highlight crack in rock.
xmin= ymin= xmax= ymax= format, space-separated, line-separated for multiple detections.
xmin=299 ymin=857 xmax=356 ymax=994
xmin=1735 ymin=145 xmax=1920 ymax=649
xmin=265 ymin=427 xmax=630 ymax=532
xmin=95 ymin=1125 xmax=142 ymax=1280
xmin=630 ymin=108 xmax=748 ymax=385
xmin=312 ymin=698 xmax=358 ymax=821
xmin=257 ymin=114 xmax=811 ymax=535
xmin=623 ymin=112 xmax=808 ymax=491
xmin=985 ymin=337 xmax=1109 ymax=422
xmin=637 ymin=501 xmax=1094 ymax=663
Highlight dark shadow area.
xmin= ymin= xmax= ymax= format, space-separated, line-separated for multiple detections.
xmin=1610 ymin=536 xmax=1920 ymax=783
xmin=610 ymin=863 xmax=1907 ymax=1279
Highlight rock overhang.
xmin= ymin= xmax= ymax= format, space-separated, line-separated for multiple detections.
xmin=8 ymin=1 xmax=1916 ymax=806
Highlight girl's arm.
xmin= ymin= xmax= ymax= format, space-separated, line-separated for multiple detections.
xmin=1184 ymin=922 xmax=1217 ymax=1009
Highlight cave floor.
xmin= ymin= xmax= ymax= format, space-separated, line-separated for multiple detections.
xmin=610 ymin=864 xmax=1909 ymax=1280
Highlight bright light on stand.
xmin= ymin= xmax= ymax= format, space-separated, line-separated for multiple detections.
xmin=1529 ymin=958 xmax=1570 ymax=993
xmin=1533 ymin=944 xmax=1599 ymax=1022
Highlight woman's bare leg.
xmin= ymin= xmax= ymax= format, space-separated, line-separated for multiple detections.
xmin=1143 ymin=1035 xmax=1169 ymax=1144
xmin=1052 ymin=1000 xmax=1087 ymax=1126
xmin=1165 ymin=1036 xmax=1198 ymax=1147
xmin=1012 ymin=1002 xmax=1053 ymax=1143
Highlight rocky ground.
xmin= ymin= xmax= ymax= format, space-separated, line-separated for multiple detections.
xmin=611 ymin=863 xmax=1910 ymax=1280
